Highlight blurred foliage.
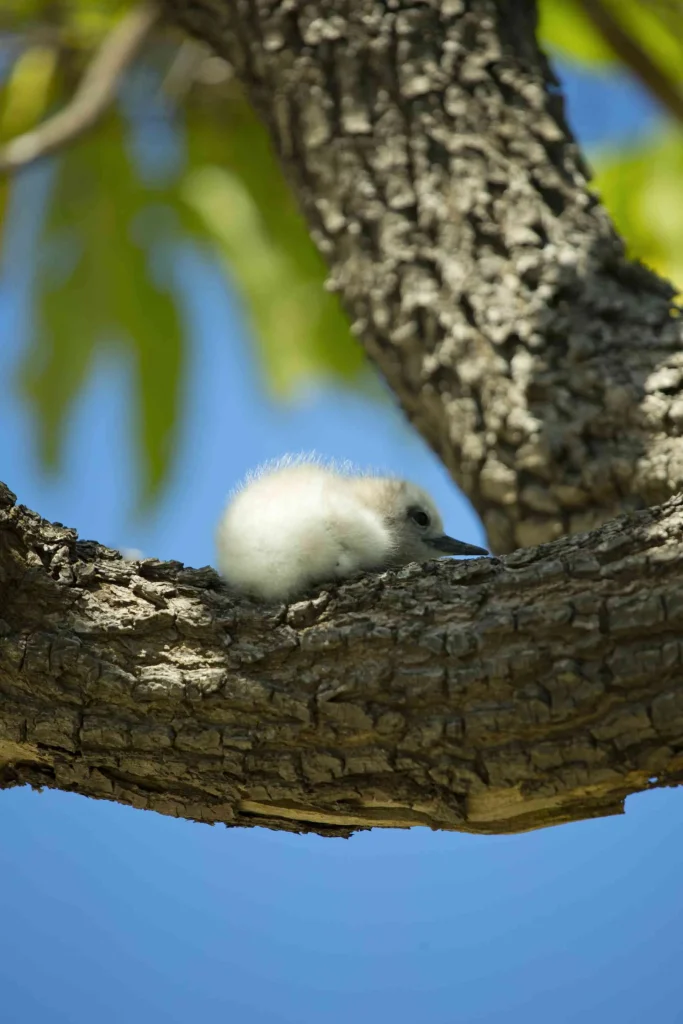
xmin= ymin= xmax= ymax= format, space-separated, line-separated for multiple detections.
xmin=539 ymin=0 xmax=616 ymax=65
xmin=182 ymin=89 xmax=365 ymax=394
xmin=538 ymin=0 xmax=683 ymax=295
xmin=22 ymin=111 xmax=185 ymax=506
xmin=539 ymin=0 xmax=683 ymax=78
xmin=592 ymin=132 xmax=683 ymax=291
xmin=0 ymin=0 xmax=362 ymax=507
xmin=0 ymin=0 xmax=682 ymax=504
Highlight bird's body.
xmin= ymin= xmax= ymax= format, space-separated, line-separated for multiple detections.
xmin=216 ymin=455 xmax=488 ymax=602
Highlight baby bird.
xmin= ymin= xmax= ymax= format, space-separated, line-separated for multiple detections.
xmin=216 ymin=456 xmax=488 ymax=603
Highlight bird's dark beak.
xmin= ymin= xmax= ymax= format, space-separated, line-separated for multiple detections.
xmin=428 ymin=535 xmax=489 ymax=556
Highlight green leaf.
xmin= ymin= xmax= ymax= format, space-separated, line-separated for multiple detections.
xmin=537 ymin=0 xmax=616 ymax=67
xmin=613 ymin=0 xmax=683 ymax=87
xmin=0 ymin=44 xmax=60 ymax=257
xmin=538 ymin=0 xmax=683 ymax=95
xmin=593 ymin=129 xmax=683 ymax=295
xmin=21 ymin=112 xmax=186 ymax=507
xmin=182 ymin=92 xmax=366 ymax=396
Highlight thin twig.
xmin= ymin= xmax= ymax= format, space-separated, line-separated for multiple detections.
xmin=577 ymin=0 xmax=683 ymax=126
xmin=0 ymin=2 xmax=160 ymax=175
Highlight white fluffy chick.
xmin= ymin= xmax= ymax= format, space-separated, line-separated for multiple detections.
xmin=216 ymin=456 xmax=488 ymax=603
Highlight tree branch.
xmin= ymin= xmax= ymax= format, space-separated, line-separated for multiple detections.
xmin=0 ymin=2 xmax=160 ymax=175
xmin=577 ymin=0 xmax=683 ymax=126
xmin=2 ymin=479 xmax=683 ymax=837
xmin=161 ymin=0 xmax=683 ymax=553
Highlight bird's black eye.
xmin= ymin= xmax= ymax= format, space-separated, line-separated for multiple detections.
xmin=408 ymin=507 xmax=430 ymax=529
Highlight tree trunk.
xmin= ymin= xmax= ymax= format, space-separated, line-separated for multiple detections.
xmin=2 ymin=481 xmax=682 ymax=837
xmin=3 ymin=1 xmax=682 ymax=836
xmin=162 ymin=0 xmax=683 ymax=553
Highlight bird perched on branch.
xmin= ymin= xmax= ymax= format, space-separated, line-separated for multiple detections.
xmin=216 ymin=455 xmax=488 ymax=603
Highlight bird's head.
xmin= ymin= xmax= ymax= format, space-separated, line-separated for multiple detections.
xmin=350 ymin=477 xmax=488 ymax=566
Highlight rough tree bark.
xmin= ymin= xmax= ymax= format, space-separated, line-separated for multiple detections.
xmin=2 ymin=480 xmax=683 ymax=837
xmin=2 ymin=1 xmax=683 ymax=835
xmin=162 ymin=0 xmax=683 ymax=553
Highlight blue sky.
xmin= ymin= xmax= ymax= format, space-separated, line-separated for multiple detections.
xmin=1 ymin=53 xmax=682 ymax=1024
